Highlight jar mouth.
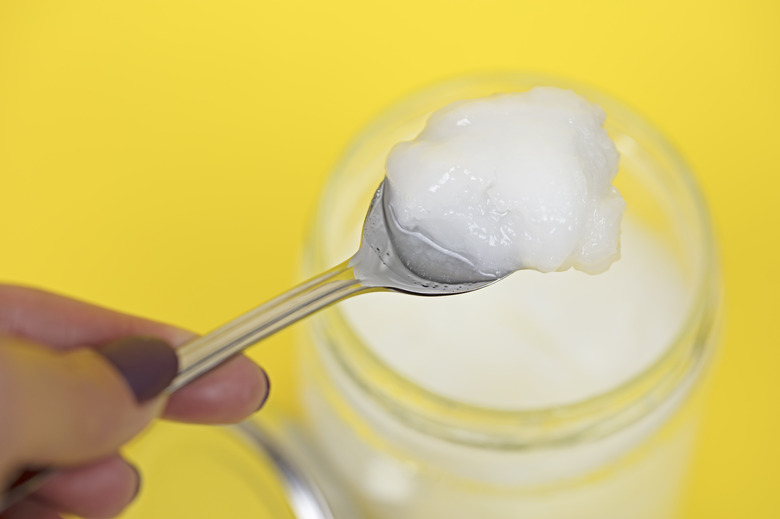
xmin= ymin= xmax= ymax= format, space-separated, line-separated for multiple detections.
xmin=304 ymin=72 xmax=721 ymax=449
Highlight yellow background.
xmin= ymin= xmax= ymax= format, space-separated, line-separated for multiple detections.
xmin=1 ymin=1 xmax=778 ymax=517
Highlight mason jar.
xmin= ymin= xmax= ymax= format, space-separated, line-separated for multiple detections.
xmin=297 ymin=73 xmax=721 ymax=519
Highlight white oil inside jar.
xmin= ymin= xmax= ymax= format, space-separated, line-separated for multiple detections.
xmin=340 ymin=215 xmax=691 ymax=409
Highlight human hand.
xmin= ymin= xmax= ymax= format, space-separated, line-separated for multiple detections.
xmin=0 ymin=284 xmax=270 ymax=519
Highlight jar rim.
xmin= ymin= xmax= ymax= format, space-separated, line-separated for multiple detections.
xmin=305 ymin=72 xmax=721 ymax=448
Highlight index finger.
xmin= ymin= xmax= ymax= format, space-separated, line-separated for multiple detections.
xmin=0 ymin=284 xmax=269 ymax=423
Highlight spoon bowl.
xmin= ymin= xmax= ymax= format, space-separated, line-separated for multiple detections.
xmin=354 ymin=181 xmax=502 ymax=293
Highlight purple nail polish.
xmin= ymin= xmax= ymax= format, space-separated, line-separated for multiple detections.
xmin=98 ymin=337 xmax=179 ymax=403
xmin=256 ymin=369 xmax=271 ymax=411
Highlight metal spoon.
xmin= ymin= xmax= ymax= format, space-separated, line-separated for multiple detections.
xmin=170 ymin=179 xmax=503 ymax=391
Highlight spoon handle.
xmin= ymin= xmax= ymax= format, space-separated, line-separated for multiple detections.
xmin=169 ymin=260 xmax=370 ymax=392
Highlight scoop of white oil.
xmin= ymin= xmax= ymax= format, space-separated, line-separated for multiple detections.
xmin=383 ymin=87 xmax=625 ymax=282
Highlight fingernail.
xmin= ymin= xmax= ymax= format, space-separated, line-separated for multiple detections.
xmin=98 ymin=336 xmax=179 ymax=403
xmin=256 ymin=369 xmax=271 ymax=412
xmin=129 ymin=463 xmax=142 ymax=502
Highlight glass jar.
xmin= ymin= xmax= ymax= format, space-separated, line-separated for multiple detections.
xmin=297 ymin=74 xmax=721 ymax=519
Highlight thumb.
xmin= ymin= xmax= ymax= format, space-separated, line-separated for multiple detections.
xmin=0 ymin=335 xmax=178 ymax=475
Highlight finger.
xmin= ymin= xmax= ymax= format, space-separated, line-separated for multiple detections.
xmin=164 ymin=355 xmax=270 ymax=423
xmin=0 ymin=284 xmax=194 ymax=351
xmin=1 ymin=499 xmax=63 ymax=519
xmin=0 ymin=284 xmax=269 ymax=424
xmin=30 ymin=455 xmax=138 ymax=519
xmin=0 ymin=335 xmax=176 ymax=470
